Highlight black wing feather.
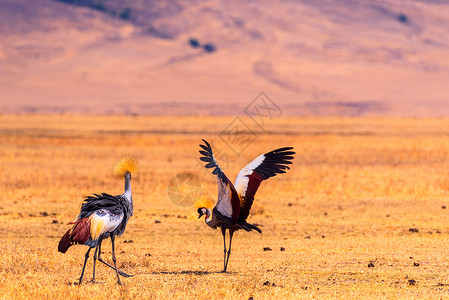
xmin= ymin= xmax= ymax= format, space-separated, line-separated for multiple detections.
xmin=198 ymin=139 xmax=227 ymax=184
xmin=78 ymin=193 xmax=125 ymax=219
xmin=253 ymin=147 xmax=295 ymax=180
xmin=204 ymin=162 xmax=215 ymax=168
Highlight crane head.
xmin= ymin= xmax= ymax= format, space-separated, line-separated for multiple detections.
xmin=194 ymin=196 xmax=214 ymax=219
xmin=197 ymin=208 xmax=207 ymax=219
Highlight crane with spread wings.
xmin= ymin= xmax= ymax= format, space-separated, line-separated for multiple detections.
xmin=197 ymin=139 xmax=295 ymax=272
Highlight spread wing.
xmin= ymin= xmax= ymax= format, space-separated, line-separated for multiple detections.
xmin=234 ymin=147 xmax=295 ymax=222
xmin=199 ymin=139 xmax=240 ymax=222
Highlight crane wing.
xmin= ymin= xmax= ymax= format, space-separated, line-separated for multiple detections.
xmin=234 ymin=147 xmax=295 ymax=222
xmin=199 ymin=139 xmax=240 ymax=222
xmin=78 ymin=193 xmax=126 ymax=219
xmin=90 ymin=209 xmax=124 ymax=240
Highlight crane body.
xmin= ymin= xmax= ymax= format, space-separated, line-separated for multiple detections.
xmin=58 ymin=157 xmax=137 ymax=284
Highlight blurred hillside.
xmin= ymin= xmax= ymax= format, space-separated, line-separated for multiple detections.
xmin=1 ymin=0 xmax=449 ymax=116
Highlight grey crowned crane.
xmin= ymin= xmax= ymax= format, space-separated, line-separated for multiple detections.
xmin=197 ymin=139 xmax=295 ymax=272
xmin=58 ymin=156 xmax=138 ymax=285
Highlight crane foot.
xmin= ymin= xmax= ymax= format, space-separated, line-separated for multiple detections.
xmin=118 ymin=270 xmax=133 ymax=278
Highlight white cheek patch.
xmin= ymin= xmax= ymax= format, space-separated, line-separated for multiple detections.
xmin=205 ymin=208 xmax=212 ymax=223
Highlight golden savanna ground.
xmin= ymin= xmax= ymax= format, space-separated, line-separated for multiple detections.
xmin=2 ymin=115 xmax=449 ymax=299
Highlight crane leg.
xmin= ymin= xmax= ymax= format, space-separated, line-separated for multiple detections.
xmin=97 ymin=238 xmax=133 ymax=277
xmin=110 ymin=235 xmax=122 ymax=285
xmin=221 ymin=227 xmax=227 ymax=272
xmin=91 ymin=239 xmax=101 ymax=283
xmin=223 ymin=230 xmax=234 ymax=273
xmin=78 ymin=247 xmax=92 ymax=284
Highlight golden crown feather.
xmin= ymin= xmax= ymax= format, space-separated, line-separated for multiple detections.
xmin=194 ymin=195 xmax=215 ymax=209
xmin=113 ymin=156 xmax=138 ymax=178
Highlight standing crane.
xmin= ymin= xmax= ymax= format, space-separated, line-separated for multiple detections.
xmin=58 ymin=156 xmax=138 ymax=285
xmin=197 ymin=139 xmax=295 ymax=272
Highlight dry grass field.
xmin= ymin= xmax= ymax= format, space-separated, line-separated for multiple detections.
xmin=2 ymin=115 xmax=449 ymax=299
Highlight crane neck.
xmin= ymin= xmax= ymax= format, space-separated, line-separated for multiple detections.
xmin=123 ymin=172 xmax=132 ymax=202
xmin=123 ymin=172 xmax=133 ymax=216
xmin=204 ymin=208 xmax=216 ymax=228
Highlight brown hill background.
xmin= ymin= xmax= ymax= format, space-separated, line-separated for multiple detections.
xmin=1 ymin=0 xmax=449 ymax=116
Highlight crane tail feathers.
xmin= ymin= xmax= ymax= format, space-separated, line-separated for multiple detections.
xmin=58 ymin=217 xmax=92 ymax=253
xmin=238 ymin=222 xmax=262 ymax=233
xmin=58 ymin=230 xmax=72 ymax=253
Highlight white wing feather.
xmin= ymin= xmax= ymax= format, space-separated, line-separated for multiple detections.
xmin=93 ymin=210 xmax=124 ymax=235
xmin=234 ymin=154 xmax=265 ymax=196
